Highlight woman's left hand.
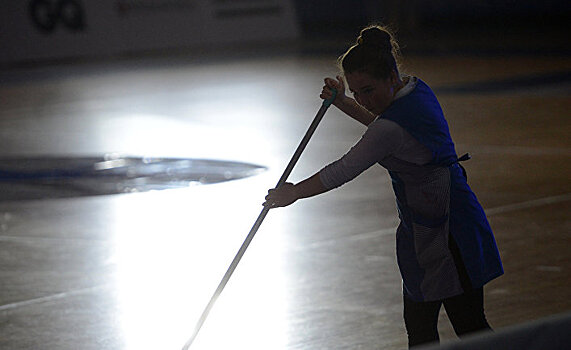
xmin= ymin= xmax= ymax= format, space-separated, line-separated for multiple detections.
xmin=263 ymin=182 xmax=298 ymax=208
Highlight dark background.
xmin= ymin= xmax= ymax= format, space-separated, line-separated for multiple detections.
xmin=293 ymin=0 xmax=570 ymax=55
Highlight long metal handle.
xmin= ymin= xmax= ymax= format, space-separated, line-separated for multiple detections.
xmin=182 ymin=91 xmax=336 ymax=349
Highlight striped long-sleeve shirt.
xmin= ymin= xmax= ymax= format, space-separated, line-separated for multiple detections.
xmin=319 ymin=77 xmax=432 ymax=190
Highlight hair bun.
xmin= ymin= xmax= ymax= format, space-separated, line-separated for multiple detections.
xmin=357 ymin=26 xmax=392 ymax=53
xmin=340 ymin=25 xmax=401 ymax=79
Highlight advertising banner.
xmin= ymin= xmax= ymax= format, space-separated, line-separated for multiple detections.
xmin=0 ymin=0 xmax=299 ymax=64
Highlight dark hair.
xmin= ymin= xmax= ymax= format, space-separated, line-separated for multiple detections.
xmin=339 ymin=25 xmax=400 ymax=80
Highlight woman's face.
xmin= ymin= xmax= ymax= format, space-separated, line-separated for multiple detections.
xmin=345 ymin=70 xmax=399 ymax=115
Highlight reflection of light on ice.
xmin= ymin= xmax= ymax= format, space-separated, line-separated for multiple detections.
xmin=97 ymin=103 xmax=278 ymax=167
xmin=191 ymin=215 xmax=289 ymax=350
xmin=93 ymin=158 xmax=127 ymax=171
xmin=109 ymin=173 xmax=288 ymax=349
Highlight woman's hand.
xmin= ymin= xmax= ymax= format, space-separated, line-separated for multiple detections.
xmin=263 ymin=182 xmax=298 ymax=208
xmin=320 ymin=75 xmax=347 ymax=107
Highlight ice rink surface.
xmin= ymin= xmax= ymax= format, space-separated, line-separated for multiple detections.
xmin=1 ymin=40 xmax=570 ymax=349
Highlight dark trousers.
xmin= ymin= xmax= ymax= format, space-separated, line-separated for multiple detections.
xmin=404 ymin=287 xmax=492 ymax=348
xmin=403 ymin=236 xmax=492 ymax=348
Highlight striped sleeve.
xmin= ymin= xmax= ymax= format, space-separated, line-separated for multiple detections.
xmin=319 ymin=119 xmax=404 ymax=190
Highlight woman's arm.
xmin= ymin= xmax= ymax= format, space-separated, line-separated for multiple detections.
xmin=321 ymin=76 xmax=376 ymax=126
xmin=335 ymin=97 xmax=377 ymax=126
xmin=264 ymin=118 xmax=404 ymax=208
xmin=263 ymin=172 xmax=327 ymax=209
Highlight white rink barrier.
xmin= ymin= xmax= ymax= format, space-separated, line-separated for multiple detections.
xmin=0 ymin=0 xmax=299 ymax=64
xmin=419 ymin=311 xmax=571 ymax=350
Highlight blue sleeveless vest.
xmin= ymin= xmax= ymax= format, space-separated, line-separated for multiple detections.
xmin=380 ymin=79 xmax=503 ymax=301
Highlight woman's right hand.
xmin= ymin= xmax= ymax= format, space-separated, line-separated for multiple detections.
xmin=320 ymin=75 xmax=347 ymax=106
xmin=263 ymin=182 xmax=298 ymax=209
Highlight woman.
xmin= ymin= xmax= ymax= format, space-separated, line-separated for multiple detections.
xmin=263 ymin=25 xmax=503 ymax=348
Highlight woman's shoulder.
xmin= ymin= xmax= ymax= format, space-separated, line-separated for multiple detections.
xmin=394 ymin=75 xmax=418 ymax=100
xmin=395 ymin=76 xmax=439 ymax=108
xmin=369 ymin=117 xmax=405 ymax=137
